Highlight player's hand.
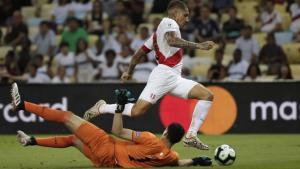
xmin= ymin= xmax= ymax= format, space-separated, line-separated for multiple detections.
xmin=197 ymin=41 xmax=216 ymax=50
xmin=121 ymin=72 xmax=132 ymax=82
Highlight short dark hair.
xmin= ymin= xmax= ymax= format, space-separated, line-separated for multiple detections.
xmin=243 ymin=25 xmax=253 ymax=30
xmin=167 ymin=123 xmax=185 ymax=144
xmin=40 ymin=21 xmax=50 ymax=27
xmin=59 ymin=41 xmax=69 ymax=49
xmin=167 ymin=0 xmax=187 ymax=11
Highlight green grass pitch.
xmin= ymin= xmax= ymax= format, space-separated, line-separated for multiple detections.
xmin=1 ymin=134 xmax=300 ymax=169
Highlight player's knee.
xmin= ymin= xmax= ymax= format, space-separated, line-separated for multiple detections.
xmin=131 ymin=107 xmax=145 ymax=117
xmin=201 ymin=90 xmax=214 ymax=101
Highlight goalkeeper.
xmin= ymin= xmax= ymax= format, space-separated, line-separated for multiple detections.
xmin=11 ymin=83 xmax=212 ymax=168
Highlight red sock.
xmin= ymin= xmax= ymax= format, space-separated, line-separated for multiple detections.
xmin=24 ymin=101 xmax=71 ymax=123
xmin=36 ymin=135 xmax=75 ymax=148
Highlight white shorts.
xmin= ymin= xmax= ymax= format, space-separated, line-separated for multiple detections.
xmin=139 ymin=64 xmax=198 ymax=104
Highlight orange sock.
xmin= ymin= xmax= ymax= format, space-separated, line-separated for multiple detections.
xmin=36 ymin=135 xmax=75 ymax=148
xmin=24 ymin=101 xmax=71 ymax=123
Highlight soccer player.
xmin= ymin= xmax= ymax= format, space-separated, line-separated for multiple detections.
xmin=84 ymin=0 xmax=215 ymax=150
xmin=11 ymin=83 xmax=212 ymax=168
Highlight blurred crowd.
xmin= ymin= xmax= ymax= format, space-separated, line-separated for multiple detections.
xmin=0 ymin=0 xmax=299 ymax=84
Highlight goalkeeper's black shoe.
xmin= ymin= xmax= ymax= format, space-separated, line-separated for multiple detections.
xmin=192 ymin=156 xmax=212 ymax=166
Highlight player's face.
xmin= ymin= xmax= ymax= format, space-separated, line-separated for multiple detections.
xmin=178 ymin=8 xmax=190 ymax=27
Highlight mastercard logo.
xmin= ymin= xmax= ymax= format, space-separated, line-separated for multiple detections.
xmin=159 ymin=86 xmax=237 ymax=135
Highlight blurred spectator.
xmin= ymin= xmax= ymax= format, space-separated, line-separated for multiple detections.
xmin=52 ymin=66 xmax=71 ymax=83
xmin=88 ymin=0 xmax=108 ymax=34
xmin=34 ymin=54 xmax=48 ymax=75
xmin=102 ymin=0 xmax=116 ymax=18
xmin=26 ymin=63 xmax=51 ymax=83
xmin=102 ymin=32 xmax=131 ymax=54
xmin=277 ymin=64 xmax=293 ymax=80
xmin=6 ymin=63 xmax=51 ymax=83
xmin=128 ymin=0 xmax=145 ymax=26
xmin=91 ymin=38 xmax=105 ymax=62
xmin=132 ymin=56 xmax=156 ymax=82
xmin=51 ymin=0 xmax=71 ymax=25
xmin=61 ymin=17 xmax=88 ymax=52
xmin=151 ymin=0 xmax=170 ymax=13
xmin=116 ymin=45 xmax=133 ymax=74
xmin=4 ymin=11 xmax=29 ymax=47
xmin=152 ymin=17 xmax=162 ymax=32
xmin=32 ymin=21 xmax=56 ymax=57
xmin=0 ymin=0 xmax=14 ymax=26
xmin=244 ymin=63 xmax=262 ymax=81
xmin=74 ymin=38 xmax=97 ymax=83
xmin=290 ymin=0 xmax=300 ymax=41
xmin=26 ymin=6 xmax=43 ymax=27
xmin=54 ymin=42 xmax=76 ymax=78
xmin=182 ymin=49 xmax=194 ymax=77
xmin=236 ymin=25 xmax=260 ymax=63
xmin=0 ymin=0 xmax=31 ymax=26
xmin=94 ymin=49 xmax=119 ymax=81
xmin=211 ymin=0 xmax=234 ymax=14
xmin=68 ymin=0 xmax=92 ymax=21
xmin=207 ymin=49 xmax=227 ymax=81
xmin=259 ymin=33 xmax=287 ymax=75
xmin=130 ymin=26 xmax=150 ymax=54
xmin=258 ymin=0 xmax=282 ymax=33
xmin=5 ymin=50 xmax=20 ymax=76
xmin=17 ymin=38 xmax=32 ymax=74
xmin=227 ymin=48 xmax=249 ymax=80
xmin=222 ymin=6 xmax=244 ymax=42
xmin=194 ymin=5 xmax=220 ymax=42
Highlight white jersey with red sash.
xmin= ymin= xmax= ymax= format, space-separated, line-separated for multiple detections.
xmin=260 ymin=10 xmax=282 ymax=33
xmin=290 ymin=3 xmax=300 ymax=33
xmin=141 ymin=17 xmax=183 ymax=74
xmin=137 ymin=17 xmax=197 ymax=104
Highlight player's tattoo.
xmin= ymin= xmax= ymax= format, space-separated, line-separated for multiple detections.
xmin=165 ymin=32 xmax=198 ymax=49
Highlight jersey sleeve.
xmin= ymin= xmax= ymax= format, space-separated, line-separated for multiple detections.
xmin=132 ymin=131 xmax=157 ymax=144
xmin=141 ymin=34 xmax=153 ymax=54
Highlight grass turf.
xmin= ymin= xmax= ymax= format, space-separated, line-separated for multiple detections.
xmin=0 ymin=134 xmax=300 ymax=169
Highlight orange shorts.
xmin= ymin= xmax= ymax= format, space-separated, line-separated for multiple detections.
xmin=75 ymin=122 xmax=117 ymax=167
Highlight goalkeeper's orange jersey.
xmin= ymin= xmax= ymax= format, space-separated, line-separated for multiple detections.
xmin=114 ymin=131 xmax=179 ymax=168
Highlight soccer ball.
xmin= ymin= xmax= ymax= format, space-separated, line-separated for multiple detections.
xmin=214 ymin=144 xmax=236 ymax=166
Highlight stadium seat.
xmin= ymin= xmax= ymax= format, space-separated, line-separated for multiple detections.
xmin=147 ymin=14 xmax=164 ymax=23
xmin=275 ymin=4 xmax=286 ymax=13
xmin=290 ymin=64 xmax=300 ymax=79
xmin=41 ymin=4 xmax=54 ymax=20
xmin=21 ymin=6 xmax=36 ymax=22
xmin=0 ymin=46 xmax=13 ymax=60
xmin=29 ymin=26 xmax=39 ymax=39
xmin=253 ymin=32 xmax=267 ymax=47
xmin=225 ymin=43 xmax=236 ymax=56
xmin=55 ymin=35 xmax=62 ymax=45
xmin=281 ymin=12 xmax=291 ymax=31
xmin=282 ymin=43 xmax=300 ymax=64
xmin=259 ymin=64 xmax=268 ymax=74
xmin=195 ymin=47 xmax=218 ymax=58
xmin=191 ymin=63 xmax=211 ymax=79
xmin=88 ymin=35 xmax=98 ymax=47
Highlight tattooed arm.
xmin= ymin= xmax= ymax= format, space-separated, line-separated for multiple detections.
xmin=165 ymin=31 xmax=215 ymax=50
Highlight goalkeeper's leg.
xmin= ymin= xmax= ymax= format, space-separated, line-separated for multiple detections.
xmin=16 ymin=131 xmax=97 ymax=163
